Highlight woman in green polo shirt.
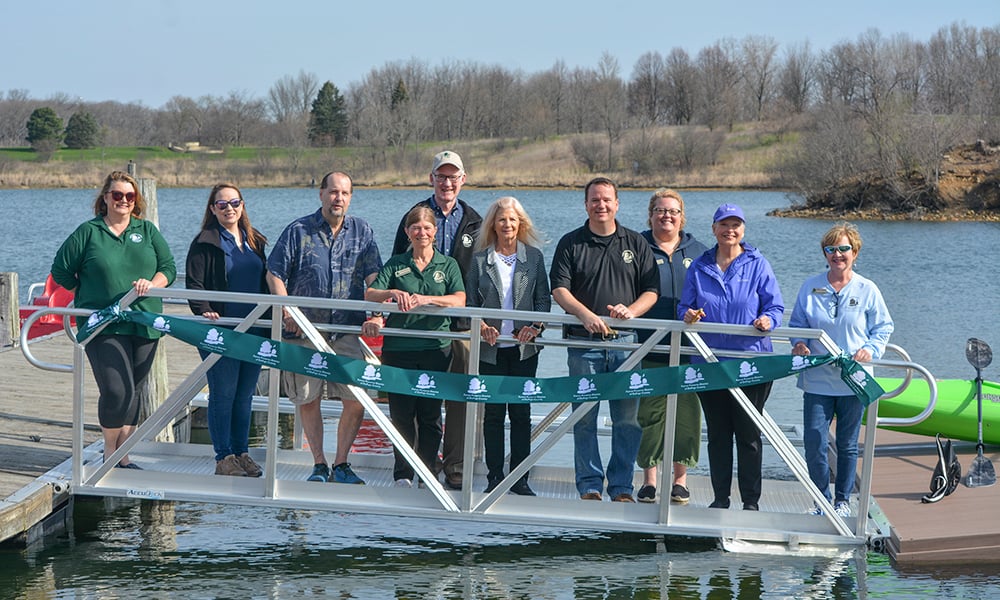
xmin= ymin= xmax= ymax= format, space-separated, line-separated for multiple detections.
xmin=51 ymin=171 xmax=176 ymax=470
xmin=364 ymin=206 xmax=465 ymax=487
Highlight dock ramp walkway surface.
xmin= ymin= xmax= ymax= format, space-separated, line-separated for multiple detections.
xmin=20 ymin=288 xmax=938 ymax=555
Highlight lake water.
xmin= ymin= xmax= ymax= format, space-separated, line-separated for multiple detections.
xmin=1 ymin=186 xmax=999 ymax=597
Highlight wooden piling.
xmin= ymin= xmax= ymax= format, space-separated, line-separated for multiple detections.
xmin=0 ymin=272 xmax=19 ymax=348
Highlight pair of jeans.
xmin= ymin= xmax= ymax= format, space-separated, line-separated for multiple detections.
xmin=200 ymin=350 xmax=261 ymax=461
xmin=567 ymin=333 xmax=641 ymax=498
xmin=803 ymin=392 xmax=864 ymax=503
xmin=480 ymin=347 xmax=539 ymax=481
xmin=698 ymin=381 xmax=772 ymax=506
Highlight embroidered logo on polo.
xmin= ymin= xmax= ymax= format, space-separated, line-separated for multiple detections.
xmin=462 ymin=234 xmax=474 ymax=248
xmin=683 ymin=257 xmax=693 ymax=268
xmin=626 ymin=372 xmax=654 ymax=396
xmin=304 ymin=352 xmax=329 ymax=378
xmin=129 ymin=233 xmax=143 ymax=244
xmin=432 ymin=270 xmax=446 ymax=283
xmin=152 ymin=316 xmax=170 ymax=332
xmin=622 ymin=250 xmax=635 ymax=264
xmin=204 ymin=328 xmax=225 ymax=346
xmin=574 ymin=378 xmax=599 ymax=401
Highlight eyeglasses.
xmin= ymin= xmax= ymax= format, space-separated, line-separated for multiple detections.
xmin=433 ymin=173 xmax=463 ymax=183
xmin=823 ymin=245 xmax=852 ymax=254
xmin=652 ymin=208 xmax=682 ymax=216
xmin=214 ymin=199 xmax=243 ymax=210
xmin=107 ymin=190 xmax=136 ymax=203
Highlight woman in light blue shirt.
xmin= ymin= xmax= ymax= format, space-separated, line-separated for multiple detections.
xmin=789 ymin=222 xmax=893 ymax=518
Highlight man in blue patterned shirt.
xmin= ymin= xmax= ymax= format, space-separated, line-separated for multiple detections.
xmin=267 ymin=171 xmax=383 ymax=484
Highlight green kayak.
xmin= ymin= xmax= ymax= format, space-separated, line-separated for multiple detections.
xmin=867 ymin=378 xmax=1000 ymax=445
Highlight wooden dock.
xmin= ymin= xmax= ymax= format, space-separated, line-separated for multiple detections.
xmin=3 ymin=317 xmax=1000 ymax=563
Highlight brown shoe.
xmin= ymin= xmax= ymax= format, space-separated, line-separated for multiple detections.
xmin=612 ymin=493 xmax=636 ymax=503
xmin=237 ymin=453 xmax=262 ymax=478
xmin=215 ymin=454 xmax=247 ymax=476
xmin=580 ymin=491 xmax=603 ymax=500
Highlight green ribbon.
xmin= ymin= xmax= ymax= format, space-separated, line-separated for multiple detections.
xmin=76 ymin=306 xmax=884 ymax=406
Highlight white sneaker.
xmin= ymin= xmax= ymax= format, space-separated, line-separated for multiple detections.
xmin=834 ymin=502 xmax=851 ymax=518
xmin=394 ymin=478 xmax=413 ymax=488
xmin=806 ymin=505 xmax=824 ymax=516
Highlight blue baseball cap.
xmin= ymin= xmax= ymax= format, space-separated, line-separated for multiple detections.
xmin=713 ymin=203 xmax=745 ymax=223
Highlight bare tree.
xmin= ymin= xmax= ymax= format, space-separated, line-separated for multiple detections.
xmin=628 ymin=51 xmax=666 ymax=126
xmin=0 ymin=89 xmax=35 ymax=146
xmin=267 ymin=70 xmax=318 ymax=146
xmin=777 ymin=42 xmax=815 ymax=114
xmin=663 ymin=48 xmax=697 ymax=125
xmin=696 ymin=39 xmax=742 ymax=131
xmin=593 ymin=52 xmax=628 ymax=170
xmin=740 ymin=35 xmax=779 ymax=120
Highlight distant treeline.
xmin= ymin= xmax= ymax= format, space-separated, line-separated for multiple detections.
xmin=1 ymin=23 xmax=998 ymax=207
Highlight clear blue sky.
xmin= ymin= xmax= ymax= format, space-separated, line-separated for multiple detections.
xmin=8 ymin=1 xmax=998 ymax=109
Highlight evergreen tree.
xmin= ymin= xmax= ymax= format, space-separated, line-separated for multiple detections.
xmin=390 ymin=78 xmax=409 ymax=111
xmin=64 ymin=111 xmax=101 ymax=149
xmin=26 ymin=107 xmax=64 ymax=152
xmin=307 ymin=81 xmax=348 ymax=146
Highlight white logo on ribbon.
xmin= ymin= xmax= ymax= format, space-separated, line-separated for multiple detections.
xmin=522 ymin=380 xmax=543 ymax=396
xmin=204 ymin=328 xmax=225 ymax=346
xmin=628 ymin=372 xmax=651 ymax=391
xmin=738 ymin=361 xmax=759 ymax=379
xmin=684 ymin=367 xmax=704 ymax=384
xmin=851 ymin=371 xmax=868 ymax=387
xmin=791 ymin=355 xmax=810 ymax=371
xmin=361 ymin=364 xmax=382 ymax=382
xmin=152 ymin=316 xmax=170 ymax=332
xmin=415 ymin=373 xmax=436 ymax=390
xmin=307 ymin=352 xmax=328 ymax=372
xmin=256 ymin=340 xmax=277 ymax=358
xmin=467 ymin=377 xmax=487 ymax=394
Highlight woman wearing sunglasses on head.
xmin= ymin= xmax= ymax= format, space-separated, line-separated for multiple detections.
xmin=185 ymin=183 xmax=269 ymax=477
xmin=789 ymin=222 xmax=893 ymax=518
xmin=51 ymin=170 xmax=176 ymax=470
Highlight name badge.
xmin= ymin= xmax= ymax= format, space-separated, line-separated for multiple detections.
xmin=395 ymin=266 xmax=412 ymax=277
xmin=811 ymin=288 xmax=827 ymax=294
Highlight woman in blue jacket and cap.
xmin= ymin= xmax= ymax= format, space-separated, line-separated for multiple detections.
xmin=679 ymin=203 xmax=784 ymax=511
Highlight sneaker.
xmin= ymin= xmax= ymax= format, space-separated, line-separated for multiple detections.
xmin=307 ymin=463 xmax=330 ymax=482
xmin=670 ymin=484 xmax=690 ymax=505
xmin=612 ymin=493 xmax=636 ymax=503
xmin=580 ymin=491 xmax=603 ymax=501
xmin=237 ymin=453 xmax=262 ymax=478
xmin=115 ymin=462 xmax=143 ymax=470
xmin=708 ymin=498 xmax=730 ymax=509
xmin=637 ymin=485 xmax=657 ymax=503
xmin=394 ymin=478 xmax=413 ymax=488
xmin=332 ymin=462 xmax=365 ymax=485
xmin=807 ymin=505 xmax=825 ymax=516
xmin=215 ymin=454 xmax=247 ymax=477
xmin=742 ymin=503 xmax=759 ymax=511
xmin=835 ymin=501 xmax=851 ymax=518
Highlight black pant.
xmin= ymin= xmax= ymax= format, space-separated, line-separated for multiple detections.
xmin=382 ymin=347 xmax=451 ymax=481
xmin=480 ymin=347 xmax=539 ymax=481
xmin=698 ymin=381 xmax=772 ymax=505
xmin=85 ymin=334 xmax=159 ymax=429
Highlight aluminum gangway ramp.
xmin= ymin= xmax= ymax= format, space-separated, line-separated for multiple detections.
xmin=21 ymin=287 xmax=937 ymax=554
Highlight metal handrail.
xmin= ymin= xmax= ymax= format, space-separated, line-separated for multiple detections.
xmin=19 ymin=286 xmax=938 ymax=544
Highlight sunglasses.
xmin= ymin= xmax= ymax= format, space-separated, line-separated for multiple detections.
xmin=823 ymin=245 xmax=852 ymax=254
xmin=107 ymin=190 xmax=136 ymax=203
xmin=214 ymin=199 xmax=243 ymax=210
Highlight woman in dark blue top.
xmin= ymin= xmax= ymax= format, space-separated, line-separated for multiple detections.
xmin=186 ymin=183 xmax=268 ymax=478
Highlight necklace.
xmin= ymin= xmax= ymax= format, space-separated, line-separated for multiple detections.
xmin=497 ymin=252 xmax=517 ymax=267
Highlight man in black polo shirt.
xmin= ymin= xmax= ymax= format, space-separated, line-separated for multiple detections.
xmin=549 ymin=176 xmax=659 ymax=502
xmin=392 ymin=150 xmax=482 ymax=489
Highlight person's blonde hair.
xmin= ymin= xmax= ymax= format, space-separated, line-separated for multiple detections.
xmin=821 ymin=221 xmax=862 ymax=254
xmin=647 ymin=188 xmax=686 ymax=229
xmin=475 ymin=196 xmax=543 ymax=251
